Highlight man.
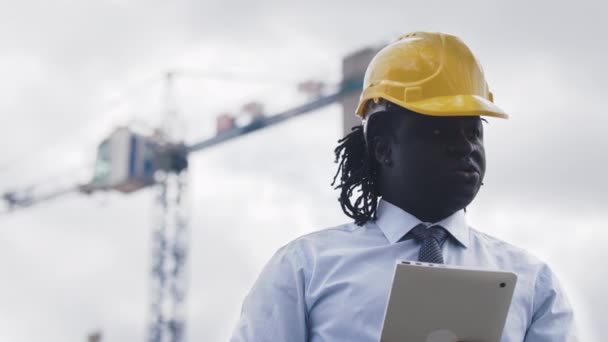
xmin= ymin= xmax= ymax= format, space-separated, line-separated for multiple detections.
xmin=230 ymin=32 xmax=578 ymax=341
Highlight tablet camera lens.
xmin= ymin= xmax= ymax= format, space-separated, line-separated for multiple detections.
xmin=500 ymin=282 xmax=506 ymax=288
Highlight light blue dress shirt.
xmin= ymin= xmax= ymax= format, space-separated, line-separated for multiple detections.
xmin=230 ymin=199 xmax=578 ymax=342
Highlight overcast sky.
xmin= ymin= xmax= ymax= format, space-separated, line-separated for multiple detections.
xmin=0 ymin=0 xmax=606 ymax=341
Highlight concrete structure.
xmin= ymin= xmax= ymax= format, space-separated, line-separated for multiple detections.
xmin=340 ymin=47 xmax=380 ymax=137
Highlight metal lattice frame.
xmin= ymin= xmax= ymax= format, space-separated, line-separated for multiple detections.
xmin=148 ymin=170 xmax=189 ymax=342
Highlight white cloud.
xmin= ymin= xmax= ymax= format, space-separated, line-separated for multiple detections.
xmin=0 ymin=0 xmax=606 ymax=341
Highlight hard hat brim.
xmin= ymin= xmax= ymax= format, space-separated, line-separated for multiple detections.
xmin=405 ymin=94 xmax=509 ymax=119
xmin=357 ymin=94 xmax=508 ymax=119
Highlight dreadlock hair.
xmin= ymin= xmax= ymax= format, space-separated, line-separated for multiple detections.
xmin=331 ymin=107 xmax=402 ymax=226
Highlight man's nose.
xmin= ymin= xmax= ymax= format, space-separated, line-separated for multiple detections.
xmin=445 ymin=132 xmax=475 ymax=157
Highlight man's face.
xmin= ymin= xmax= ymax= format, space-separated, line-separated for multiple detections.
xmin=383 ymin=112 xmax=486 ymax=217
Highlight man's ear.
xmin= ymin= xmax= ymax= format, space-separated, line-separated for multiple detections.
xmin=371 ymin=135 xmax=393 ymax=167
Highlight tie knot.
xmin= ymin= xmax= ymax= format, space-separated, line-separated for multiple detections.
xmin=409 ymin=224 xmax=449 ymax=245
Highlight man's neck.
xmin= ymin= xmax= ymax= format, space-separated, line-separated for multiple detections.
xmin=381 ymin=196 xmax=459 ymax=223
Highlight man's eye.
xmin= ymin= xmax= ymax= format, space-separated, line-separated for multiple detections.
xmin=468 ymin=129 xmax=482 ymax=139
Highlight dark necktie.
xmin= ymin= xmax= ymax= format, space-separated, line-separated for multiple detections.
xmin=408 ymin=223 xmax=449 ymax=264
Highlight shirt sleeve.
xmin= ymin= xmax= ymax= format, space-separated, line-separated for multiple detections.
xmin=230 ymin=243 xmax=309 ymax=342
xmin=524 ymin=263 xmax=579 ymax=342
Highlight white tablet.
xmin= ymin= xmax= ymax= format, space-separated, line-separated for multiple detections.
xmin=379 ymin=261 xmax=517 ymax=342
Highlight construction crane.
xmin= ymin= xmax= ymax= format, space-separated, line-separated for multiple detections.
xmin=0 ymin=47 xmax=376 ymax=342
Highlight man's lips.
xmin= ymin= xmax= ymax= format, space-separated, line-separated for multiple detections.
xmin=448 ymin=164 xmax=480 ymax=183
xmin=451 ymin=170 xmax=479 ymax=178
xmin=450 ymin=164 xmax=480 ymax=174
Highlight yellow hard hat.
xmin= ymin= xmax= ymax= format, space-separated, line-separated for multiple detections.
xmin=356 ymin=32 xmax=508 ymax=119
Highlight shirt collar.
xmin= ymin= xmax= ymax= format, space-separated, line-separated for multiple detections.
xmin=373 ymin=199 xmax=470 ymax=248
